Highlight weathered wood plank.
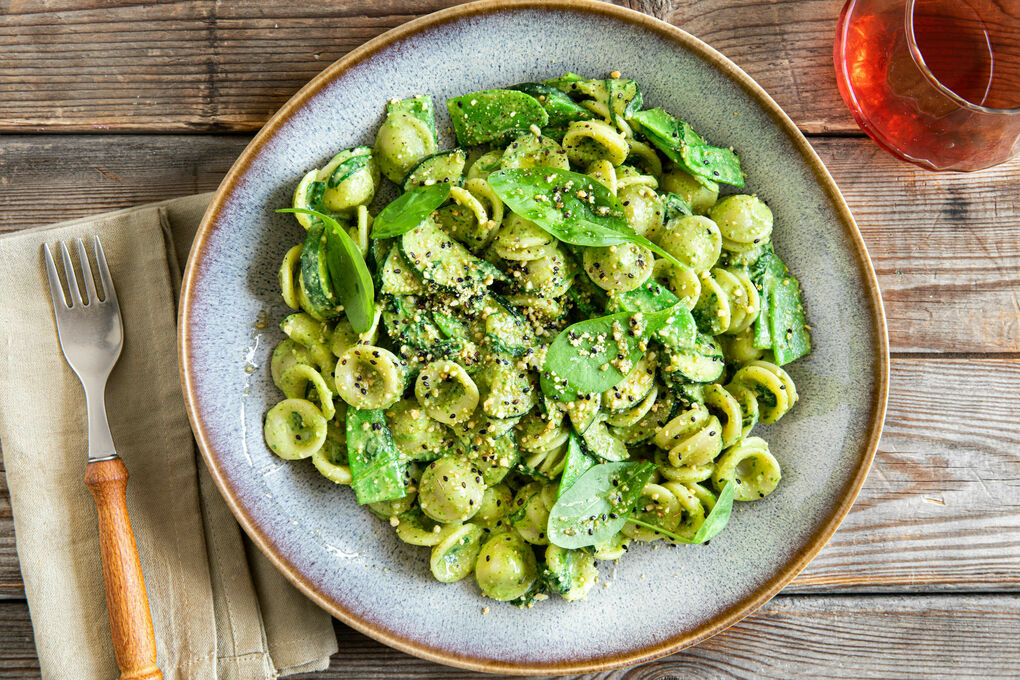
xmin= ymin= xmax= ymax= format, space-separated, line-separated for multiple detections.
xmin=811 ymin=138 xmax=1020 ymax=354
xmin=0 ymin=461 xmax=13 ymax=597
xmin=2 ymin=358 xmax=1018 ymax=600
xmin=0 ymin=135 xmax=248 ymax=228
xmin=0 ymin=0 xmax=858 ymax=133
xmin=2 ymin=134 xmax=1017 ymax=352
xmin=788 ymin=358 xmax=1020 ymax=592
xmin=2 ymin=595 xmax=1020 ymax=679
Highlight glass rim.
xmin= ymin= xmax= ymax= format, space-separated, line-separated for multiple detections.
xmin=904 ymin=0 xmax=1020 ymax=115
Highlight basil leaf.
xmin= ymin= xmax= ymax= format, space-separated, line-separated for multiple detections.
xmin=541 ymin=305 xmax=683 ymax=396
xmin=370 ymin=183 xmax=451 ymax=239
xmin=630 ymin=108 xmax=744 ymax=187
xmin=547 ymin=461 xmax=656 ymax=549
xmin=489 ymin=167 xmax=627 ymax=244
xmin=626 ymin=480 xmax=736 ymax=544
xmin=558 ymin=433 xmax=596 ymax=498
xmin=488 ymin=167 xmax=688 ymax=269
xmin=278 ymin=208 xmax=375 ymax=333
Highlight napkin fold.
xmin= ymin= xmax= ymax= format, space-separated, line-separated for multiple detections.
xmin=0 ymin=195 xmax=337 ymax=680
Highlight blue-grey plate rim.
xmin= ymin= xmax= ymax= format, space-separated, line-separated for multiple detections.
xmin=179 ymin=0 xmax=889 ymax=674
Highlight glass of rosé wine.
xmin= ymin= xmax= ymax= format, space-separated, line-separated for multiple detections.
xmin=835 ymin=0 xmax=1020 ymax=171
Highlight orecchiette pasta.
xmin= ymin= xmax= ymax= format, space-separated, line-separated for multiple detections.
xmin=265 ymin=76 xmax=811 ymax=607
xmin=264 ymin=398 xmax=327 ymax=460
xmin=562 ymin=120 xmax=630 ymax=166
xmin=334 ymin=345 xmax=404 ymax=410
xmin=374 ymin=112 xmax=437 ymax=182
xmin=661 ymin=167 xmax=720 ymax=215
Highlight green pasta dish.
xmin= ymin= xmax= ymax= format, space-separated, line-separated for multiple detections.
xmin=265 ymin=73 xmax=811 ymax=606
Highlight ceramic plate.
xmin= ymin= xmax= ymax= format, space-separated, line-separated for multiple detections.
xmin=179 ymin=1 xmax=888 ymax=673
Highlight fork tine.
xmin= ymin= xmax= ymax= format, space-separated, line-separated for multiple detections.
xmin=75 ymin=238 xmax=99 ymax=304
xmin=59 ymin=241 xmax=83 ymax=307
xmin=93 ymin=236 xmax=119 ymax=307
xmin=42 ymin=244 xmax=70 ymax=310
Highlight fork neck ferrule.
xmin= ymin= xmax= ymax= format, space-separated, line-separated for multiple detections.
xmin=84 ymin=382 xmax=118 ymax=461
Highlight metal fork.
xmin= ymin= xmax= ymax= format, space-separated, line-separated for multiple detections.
xmin=44 ymin=237 xmax=163 ymax=680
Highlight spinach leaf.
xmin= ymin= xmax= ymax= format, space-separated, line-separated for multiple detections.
xmin=630 ymin=108 xmax=744 ymax=187
xmin=558 ymin=433 xmax=596 ymax=498
xmin=625 ymin=480 xmax=736 ymax=544
xmin=609 ymin=280 xmax=697 ymax=350
xmin=541 ymin=304 xmax=683 ymax=396
xmin=547 ymin=461 xmax=656 ymax=549
xmin=345 ymin=407 xmax=407 ymax=505
xmin=488 ymin=167 xmax=688 ymax=269
xmin=278 ymin=208 xmax=375 ymax=333
xmin=370 ymin=183 xmax=451 ymax=239
xmin=539 ymin=369 xmax=578 ymax=404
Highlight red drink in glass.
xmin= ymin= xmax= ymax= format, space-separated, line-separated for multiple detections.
xmin=835 ymin=0 xmax=1020 ymax=171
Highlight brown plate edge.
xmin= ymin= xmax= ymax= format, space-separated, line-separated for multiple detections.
xmin=177 ymin=0 xmax=890 ymax=674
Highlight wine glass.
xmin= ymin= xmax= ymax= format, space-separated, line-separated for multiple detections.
xmin=834 ymin=0 xmax=1020 ymax=171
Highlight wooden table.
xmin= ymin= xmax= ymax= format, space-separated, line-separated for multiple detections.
xmin=2 ymin=1 xmax=1019 ymax=677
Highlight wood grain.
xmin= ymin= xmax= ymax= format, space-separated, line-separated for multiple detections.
xmin=2 ymin=134 xmax=1017 ymax=352
xmin=789 ymin=358 xmax=1020 ymax=592
xmin=3 ymin=595 xmax=1020 ymax=679
xmin=2 ymin=358 xmax=1018 ymax=600
xmin=0 ymin=0 xmax=858 ymax=133
xmin=811 ymin=139 xmax=1020 ymax=354
xmin=83 ymin=458 xmax=162 ymax=680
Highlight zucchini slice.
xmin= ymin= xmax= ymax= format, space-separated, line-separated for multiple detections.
xmin=483 ymin=295 xmax=534 ymax=357
xmin=565 ymin=392 xmax=601 ymax=435
xmin=399 ymin=219 xmax=506 ymax=296
xmin=661 ymin=333 xmax=725 ymax=384
xmin=579 ymin=418 xmax=628 ymax=462
xmin=380 ymin=247 xmax=425 ymax=296
xmin=601 ymin=354 xmax=655 ymax=413
xmin=402 ymin=149 xmax=467 ymax=190
xmin=319 ymin=146 xmax=373 ymax=188
xmin=482 ymin=355 xmax=538 ymax=419
xmin=299 ymin=224 xmax=341 ymax=320
xmin=382 ymin=295 xmax=450 ymax=353
xmin=431 ymin=309 xmax=470 ymax=345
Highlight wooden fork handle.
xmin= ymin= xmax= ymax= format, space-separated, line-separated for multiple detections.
xmin=85 ymin=457 xmax=163 ymax=680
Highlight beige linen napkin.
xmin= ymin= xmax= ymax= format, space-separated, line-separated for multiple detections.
xmin=0 ymin=195 xmax=337 ymax=680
